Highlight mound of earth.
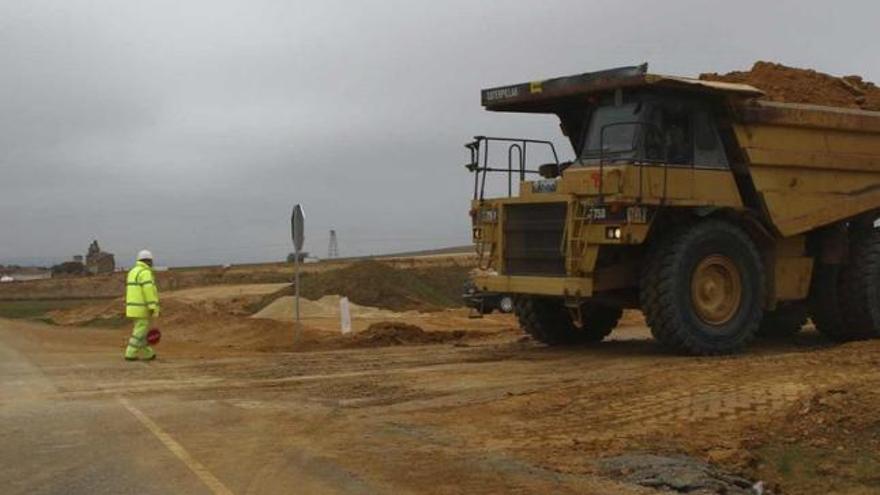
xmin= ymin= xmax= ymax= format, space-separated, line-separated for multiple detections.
xmin=701 ymin=61 xmax=880 ymax=111
xmin=164 ymin=283 xmax=289 ymax=317
xmin=48 ymin=298 xmax=125 ymax=326
xmin=261 ymin=260 xmax=470 ymax=312
xmin=351 ymin=321 xmax=468 ymax=347
xmin=252 ymin=295 xmax=414 ymax=321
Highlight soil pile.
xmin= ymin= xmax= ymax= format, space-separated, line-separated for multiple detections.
xmin=48 ymin=298 xmax=125 ymax=326
xmin=701 ymin=61 xmax=880 ymax=111
xmin=351 ymin=321 xmax=468 ymax=347
xmin=165 ymin=283 xmax=289 ymax=316
xmin=262 ymin=260 xmax=470 ymax=312
xmin=251 ymin=295 xmax=414 ymax=321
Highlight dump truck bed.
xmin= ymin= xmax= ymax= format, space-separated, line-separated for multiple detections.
xmin=733 ymin=100 xmax=880 ymax=236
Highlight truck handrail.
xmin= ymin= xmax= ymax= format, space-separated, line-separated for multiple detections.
xmin=465 ymin=136 xmax=559 ymax=201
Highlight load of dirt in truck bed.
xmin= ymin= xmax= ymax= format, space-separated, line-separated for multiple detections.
xmin=258 ymin=260 xmax=470 ymax=313
xmin=701 ymin=61 xmax=880 ymax=111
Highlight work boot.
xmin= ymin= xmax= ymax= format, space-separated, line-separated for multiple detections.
xmin=124 ymin=346 xmax=139 ymax=361
xmin=140 ymin=346 xmax=156 ymax=361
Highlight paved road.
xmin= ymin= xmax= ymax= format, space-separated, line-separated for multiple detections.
xmin=0 ymin=326 xmax=213 ymax=494
xmin=0 ymin=320 xmax=384 ymax=495
xmin=0 ymin=318 xmax=645 ymax=495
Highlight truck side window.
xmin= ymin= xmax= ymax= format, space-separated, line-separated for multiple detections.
xmin=693 ymin=110 xmax=729 ymax=169
xmin=660 ymin=106 xmax=693 ymax=166
xmin=644 ymin=104 xmax=693 ymax=165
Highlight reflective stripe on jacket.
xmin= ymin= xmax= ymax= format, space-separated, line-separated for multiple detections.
xmin=125 ymin=261 xmax=160 ymax=318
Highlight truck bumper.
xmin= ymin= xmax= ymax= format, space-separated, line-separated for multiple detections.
xmin=473 ymin=274 xmax=593 ymax=298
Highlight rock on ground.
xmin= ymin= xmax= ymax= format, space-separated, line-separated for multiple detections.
xmin=599 ymin=454 xmax=761 ymax=494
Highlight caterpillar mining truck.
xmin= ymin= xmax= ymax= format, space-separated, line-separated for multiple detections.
xmin=465 ymin=64 xmax=880 ymax=355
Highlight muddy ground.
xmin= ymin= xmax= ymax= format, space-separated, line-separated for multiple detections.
xmin=3 ymin=262 xmax=880 ymax=494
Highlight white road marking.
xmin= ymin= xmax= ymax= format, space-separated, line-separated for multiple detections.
xmin=118 ymin=397 xmax=235 ymax=495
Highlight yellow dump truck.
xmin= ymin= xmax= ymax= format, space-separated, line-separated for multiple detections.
xmin=465 ymin=64 xmax=880 ymax=354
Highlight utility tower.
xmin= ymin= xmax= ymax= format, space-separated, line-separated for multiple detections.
xmin=328 ymin=230 xmax=339 ymax=258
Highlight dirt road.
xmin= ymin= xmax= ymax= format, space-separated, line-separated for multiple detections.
xmin=3 ymin=316 xmax=879 ymax=494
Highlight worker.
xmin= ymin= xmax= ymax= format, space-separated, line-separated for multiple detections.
xmin=124 ymin=250 xmax=160 ymax=361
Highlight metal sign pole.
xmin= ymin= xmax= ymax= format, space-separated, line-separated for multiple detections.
xmin=294 ymin=253 xmax=301 ymax=337
xmin=291 ymin=204 xmax=305 ymax=340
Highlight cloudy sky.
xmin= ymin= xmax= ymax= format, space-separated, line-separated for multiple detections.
xmin=2 ymin=0 xmax=878 ymax=266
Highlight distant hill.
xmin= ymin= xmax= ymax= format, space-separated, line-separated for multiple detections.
xmin=358 ymin=245 xmax=474 ymax=260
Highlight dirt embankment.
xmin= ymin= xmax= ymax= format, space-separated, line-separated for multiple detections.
xmin=47 ymin=296 xmax=506 ymax=353
xmin=44 ymin=261 xmax=506 ymax=353
xmin=0 ymin=254 xmax=476 ymax=301
xmin=259 ymin=260 xmax=471 ymax=313
xmin=701 ymin=61 xmax=880 ymax=111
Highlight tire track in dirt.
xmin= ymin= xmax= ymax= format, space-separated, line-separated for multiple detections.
xmin=582 ymin=380 xmax=811 ymax=440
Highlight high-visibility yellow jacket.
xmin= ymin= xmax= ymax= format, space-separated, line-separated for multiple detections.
xmin=125 ymin=261 xmax=160 ymax=318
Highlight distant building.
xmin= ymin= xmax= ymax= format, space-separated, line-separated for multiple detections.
xmin=85 ymin=240 xmax=115 ymax=275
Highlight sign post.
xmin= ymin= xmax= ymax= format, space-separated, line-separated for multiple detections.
xmin=291 ymin=204 xmax=305 ymax=338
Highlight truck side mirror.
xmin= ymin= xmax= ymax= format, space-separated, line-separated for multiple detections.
xmin=538 ymin=163 xmax=560 ymax=178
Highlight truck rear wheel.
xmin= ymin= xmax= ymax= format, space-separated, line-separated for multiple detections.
xmin=514 ymin=297 xmax=620 ymax=345
xmin=837 ymin=230 xmax=880 ymax=339
xmin=640 ymin=220 xmax=764 ymax=355
xmin=758 ymin=302 xmax=807 ymax=338
xmin=809 ymin=263 xmax=850 ymax=341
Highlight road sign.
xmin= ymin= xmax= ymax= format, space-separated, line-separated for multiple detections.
xmin=291 ymin=204 xmax=305 ymax=253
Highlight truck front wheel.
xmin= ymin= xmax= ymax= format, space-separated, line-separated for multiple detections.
xmin=514 ymin=297 xmax=620 ymax=345
xmin=640 ymin=220 xmax=765 ymax=355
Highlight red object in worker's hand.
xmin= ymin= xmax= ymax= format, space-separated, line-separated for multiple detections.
xmin=147 ymin=328 xmax=161 ymax=345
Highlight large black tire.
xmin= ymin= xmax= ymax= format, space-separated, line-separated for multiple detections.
xmin=514 ymin=297 xmax=620 ymax=345
xmin=640 ymin=220 xmax=765 ymax=355
xmin=809 ymin=262 xmax=854 ymax=341
xmin=577 ymin=303 xmax=623 ymax=343
xmin=837 ymin=229 xmax=880 ymax=340
xmin=758 ymin=302 xmax=807 ymax=338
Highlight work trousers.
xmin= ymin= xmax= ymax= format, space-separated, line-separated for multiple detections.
xmin=124 ymin=318 xmax=155 ymax=360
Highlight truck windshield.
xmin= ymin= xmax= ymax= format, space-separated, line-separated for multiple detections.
xmin=580 ymin=102 xmax=642 ymax=159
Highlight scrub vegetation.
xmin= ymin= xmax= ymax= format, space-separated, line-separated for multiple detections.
xmin=0 ymin=299 xmax=107 ymax=322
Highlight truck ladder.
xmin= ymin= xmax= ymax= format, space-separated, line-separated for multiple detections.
xmin=564 ymin=201 xmax=594 ymax=277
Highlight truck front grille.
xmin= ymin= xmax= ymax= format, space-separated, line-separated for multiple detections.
xmin=503 ymin=203 xmax=566 ymax=276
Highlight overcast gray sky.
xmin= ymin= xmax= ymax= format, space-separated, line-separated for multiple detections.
xmin=2 ymin=0 xmax=878 ymax=266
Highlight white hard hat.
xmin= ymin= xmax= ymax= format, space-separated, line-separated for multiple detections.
xmin=137 ymin=249 xmax=154 ymax=261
